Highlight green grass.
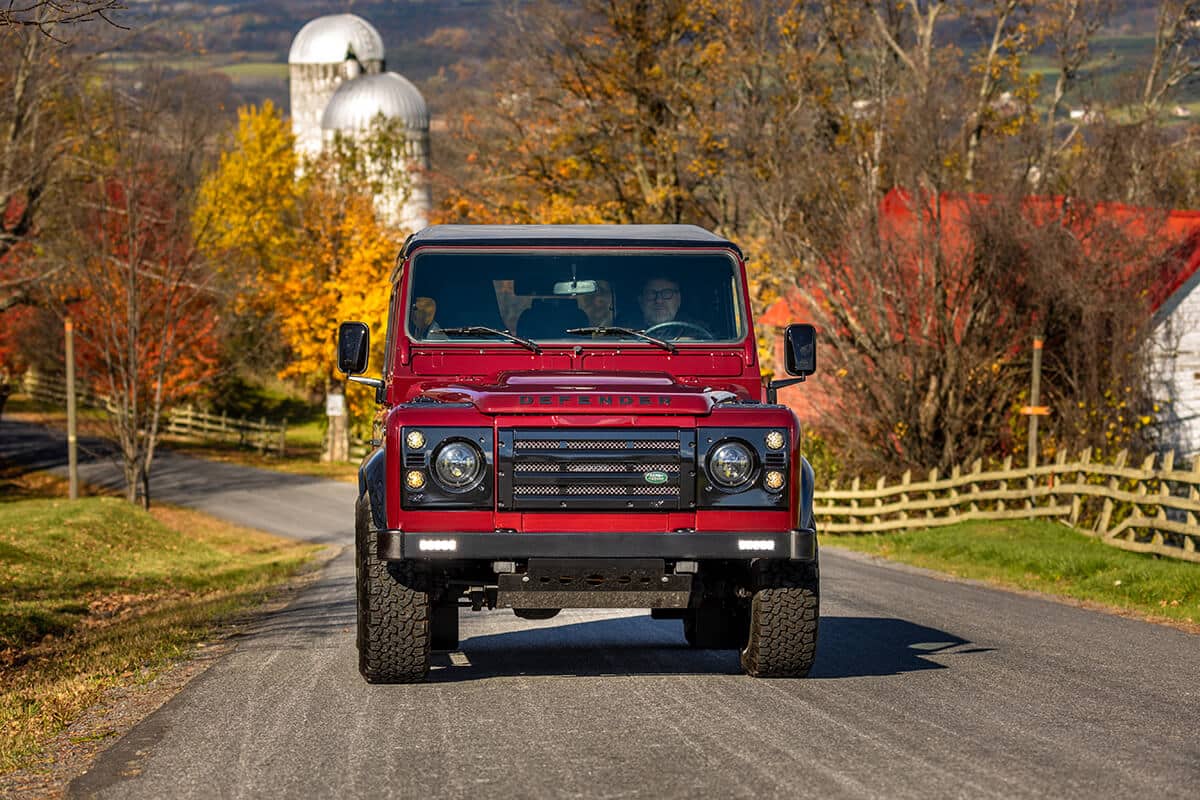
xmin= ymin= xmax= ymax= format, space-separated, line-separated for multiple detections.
xmin=96 ymin=53 xmax=286 ymax=86
xmin=0 ymin=496 xmax=321 ymax=773
xmin=1021 ymin=32 xmax=1198 ymax=113
xmin=216 ymin=62 xmax=287 ymax=80
xmin=824 ymin=519 xmax=1200 ymax=625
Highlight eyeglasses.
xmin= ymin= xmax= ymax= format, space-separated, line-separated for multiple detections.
xmin=642 ymin=288 xmax=678 ymax=301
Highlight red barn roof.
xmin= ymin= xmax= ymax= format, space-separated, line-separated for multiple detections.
xmin=760 ymin=189 xmax=1200 ymax=327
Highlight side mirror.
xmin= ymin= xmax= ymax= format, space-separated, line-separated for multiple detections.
xmin=337 ymin=321 xmax=370 ymax=375
xmin=767 ymin=323 xmax=816 ymax=404
xmin=784 ymin=323 xmax=816 ymax=376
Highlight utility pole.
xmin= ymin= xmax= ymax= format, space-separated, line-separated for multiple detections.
xmin=1021 ymin=335 xmax=1049 ymax=469
xmin=65 ymin=316 xmax=78 ymax=499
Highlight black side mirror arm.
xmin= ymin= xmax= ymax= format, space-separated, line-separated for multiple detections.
xmin=766 ymin=376 xmax=806 ymax=404
xmin=348 ymin=375 xmax=387 ymax=404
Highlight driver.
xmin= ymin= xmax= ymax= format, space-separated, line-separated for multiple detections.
xmin=638 ymin=277 xmax=683 ymax=327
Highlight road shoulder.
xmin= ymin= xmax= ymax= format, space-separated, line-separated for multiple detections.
xmin=0 ymin=542 xmax=341 ymax=800
xmin=824 ymin=543 xmax=1200 ymax=635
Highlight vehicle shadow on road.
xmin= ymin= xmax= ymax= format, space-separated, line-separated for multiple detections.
xmin=421 ymin=614 xmax=993 ymax=681
xmin=809 ymin=616 xmax=994 ymax=679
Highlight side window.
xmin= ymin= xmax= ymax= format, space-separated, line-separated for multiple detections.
xmin=382 ymin=286 xmax=398 ymax=379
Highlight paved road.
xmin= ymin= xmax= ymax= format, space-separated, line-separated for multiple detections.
xmin=3 ymin=421 xmax=1198 ymax=798
xmin=0 ymin=419 xmax=354 ymax=543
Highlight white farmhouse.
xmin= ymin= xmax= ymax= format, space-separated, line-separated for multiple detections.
xmin=1152 ymin=223 xmax=1200 ymax=457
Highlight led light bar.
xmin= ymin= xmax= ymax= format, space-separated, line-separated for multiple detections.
xmin=738 ymin=539 xmax=776 ymax=551
xmin=417 ymin=539 xmax=457 ymax=552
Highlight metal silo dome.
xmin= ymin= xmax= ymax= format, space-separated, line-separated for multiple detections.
xmin=288 ymin=14 xmax=385 ymax=65
xmin=320 ymin=72 xmax=430 ymax=132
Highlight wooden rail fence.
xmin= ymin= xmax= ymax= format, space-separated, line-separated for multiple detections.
xmin=814 ymin=449 xmax=1200 ymax=563
xmin=164 ymin=405 xmax=287 ymax=456
xmin=26 ymin=371 xmax=109 ymax=411
xmin=24 ymin=372 xmax=288 ymax=457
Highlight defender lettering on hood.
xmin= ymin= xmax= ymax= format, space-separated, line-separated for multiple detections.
xmin=518 ymin=394 xmax=672 ymax=407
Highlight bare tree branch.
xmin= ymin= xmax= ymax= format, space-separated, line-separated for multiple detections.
xmin=0 ymin=1 xmax=125 ymax=33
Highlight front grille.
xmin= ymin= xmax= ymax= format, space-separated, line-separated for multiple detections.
xmin=498 ymin=428 xmax=696 ymax=511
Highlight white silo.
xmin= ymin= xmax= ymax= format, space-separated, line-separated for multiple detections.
xmin=288 ymin=14 xmax=385 ymax=158
xmin=320 ymin=72 xmax=432 ymax=232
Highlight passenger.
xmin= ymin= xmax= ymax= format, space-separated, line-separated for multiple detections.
xmin=577 ymin=279 xmax=614 ymax=327
xmin=638 ymin=277 xmax=683 ymax=327
xmin=411 ymin=296 xmax=444 ymax=338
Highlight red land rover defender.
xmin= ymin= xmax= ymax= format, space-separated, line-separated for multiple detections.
xmin=336 ymin=224 xmax=818 ymax=682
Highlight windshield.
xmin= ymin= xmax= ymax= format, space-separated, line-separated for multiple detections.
xmin=406 ymin=250 xmax=747 ymax=343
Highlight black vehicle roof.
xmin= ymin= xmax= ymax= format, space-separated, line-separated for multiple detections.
xmin=402 ymin=224 xmax=743 ymax=258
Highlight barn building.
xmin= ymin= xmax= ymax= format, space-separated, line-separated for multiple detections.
xmin=287 ymin=13 xmax=431 ymax=232
xmin=1150 ymin=221 xmax=1200 ymax=456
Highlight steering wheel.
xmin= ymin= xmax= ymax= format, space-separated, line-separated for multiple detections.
xmin=644 ymin=320 xmax=714 ymax=340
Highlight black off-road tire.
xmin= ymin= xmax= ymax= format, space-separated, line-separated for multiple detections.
xmin=683 ymin=603 xmax=750 ymax=649
xmin=355 ymin=494 xmax=431 ymax=683
xmin=740 ymin=560 xmax=819 ymax=678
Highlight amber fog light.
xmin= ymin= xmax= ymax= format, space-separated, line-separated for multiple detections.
xmin=764 ymin=470 xmax=785 ymax=491
xmin=406 ymin=430 xmax=426 ymax=449
xmin=406 ymin=470 xmax=427 ymax=489
xmin=765 ymin=430 xmax=785 ymax=450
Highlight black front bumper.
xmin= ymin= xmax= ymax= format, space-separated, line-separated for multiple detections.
xmin=377 ymin=529 xmax=816 ymax=562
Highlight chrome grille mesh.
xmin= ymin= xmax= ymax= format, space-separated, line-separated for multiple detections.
xmin=514 ymin=485 xmax=679 ymax=497
xmin=513 ymin=462 xmax=679 ymax=474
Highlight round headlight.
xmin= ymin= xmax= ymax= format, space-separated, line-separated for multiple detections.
xmin=765 ymin=430 xmax=785 ymax=450
xmin=406 ymin=430 xmax=426 ymax=449
xmin=708 ymin=441 xmax=754 ymax=488
xmin=433 ymin=441 xmax=484 ymax=490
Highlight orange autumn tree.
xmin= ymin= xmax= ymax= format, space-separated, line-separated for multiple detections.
xmin=60 ymin=127 xmax=221 ymax=506
xmin=275 ymin=182 xmax=399 ymax=436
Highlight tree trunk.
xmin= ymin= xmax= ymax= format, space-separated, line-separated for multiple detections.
xmin=140 ymin=465 xmax=151 ymax=510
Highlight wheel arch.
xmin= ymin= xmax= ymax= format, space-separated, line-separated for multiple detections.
xmin=358 ymin=447 xmax=388 ymax=531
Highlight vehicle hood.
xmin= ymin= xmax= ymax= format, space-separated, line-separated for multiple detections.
xmin=415 ymin=371 xmax=739 ymax=415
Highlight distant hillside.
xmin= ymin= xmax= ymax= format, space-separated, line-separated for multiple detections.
xmin=108 ymin=0 xmax=504 ymax=111
xmin=102 ymin=1 xmax=1195 ymax=121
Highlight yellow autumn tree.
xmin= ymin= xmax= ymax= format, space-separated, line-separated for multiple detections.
xmin=277 ymin=182 xmax=399 ymax=428
xmin=194 ymin=100 xmax=299 ymax=286
xmin=194 ymin=101 xmax=401 ymax=445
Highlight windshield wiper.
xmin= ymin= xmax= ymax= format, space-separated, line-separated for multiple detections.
xmin=438 ymin=326 xmax=542 ymax=353
xmin=565 ymin=326 xmax=677 ymax=354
